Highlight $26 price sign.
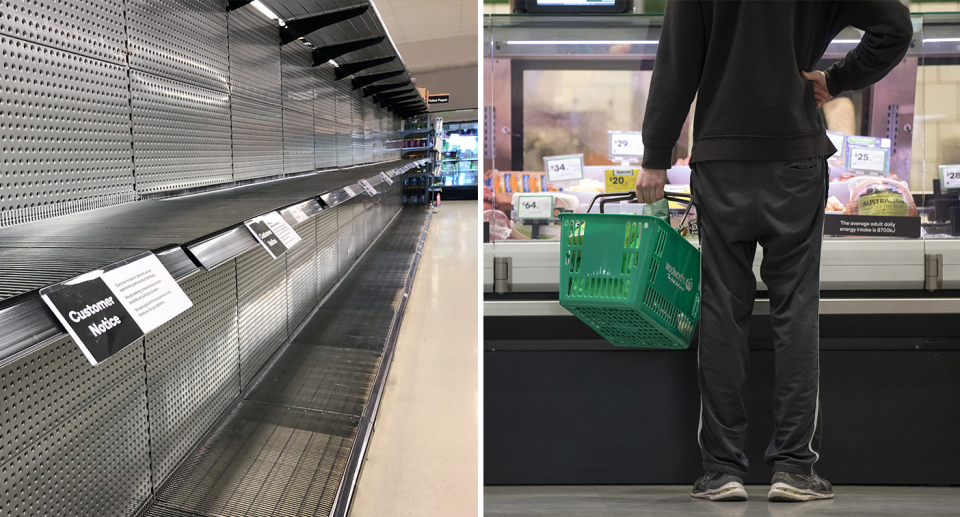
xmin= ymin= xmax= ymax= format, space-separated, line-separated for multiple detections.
xmin=609 ymin=131 xmax=644 ymax=157
xmin=517 ymin=195 xmax=554 ymax=220
xmin=543 ymin=154 xmax=584 ymax=183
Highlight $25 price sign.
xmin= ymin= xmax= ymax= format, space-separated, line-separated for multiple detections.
xmin=516 ymin=195 xmax=554 ymax=220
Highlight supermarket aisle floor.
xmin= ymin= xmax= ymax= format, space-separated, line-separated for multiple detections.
xmin=484 ymin=485 xmax=960 ymax=516
xmin=350 ymin=201 xmax=479 ymax=517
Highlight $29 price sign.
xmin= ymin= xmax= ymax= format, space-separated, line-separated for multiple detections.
xmin=516 ymin=195 xmax=554 ymax=220
xmin=543 ymin=154 xmax=584 ymax=183
xmin=941 ymin=165 xmax=960 ymax=190
xmin=848 ymin=146 xmax=888 ymax=173
xmin=609 ymin=131 xmax=644 ymax=157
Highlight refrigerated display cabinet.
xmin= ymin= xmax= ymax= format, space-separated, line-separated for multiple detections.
xmin=483 ymin=11 xmax=960 ymax=488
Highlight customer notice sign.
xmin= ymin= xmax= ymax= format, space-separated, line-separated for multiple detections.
xmin=40 ymin=252 xmax=194 ymax=366
xmin=244 ymin=211 xmax=302 ymax=259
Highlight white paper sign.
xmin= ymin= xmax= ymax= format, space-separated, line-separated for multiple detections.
xmin=100 ymin=254 xmax=194 ymax=334
xmin=380 ymin=172 xmax=394 ymax=185
xmin=826 ymin=131 xmax=845 ymax=159
xmin=543 ymin=154 xmax=584 ymax=183
xmin=848 ymin=147 xmax=887 ymax=173
xmin=609 ymin=131 xmax=644 ymax=157
xmin=343 ymin=185 xmax=357 ymax=197
xmin=941 ymin=165 xmax=960 ymax=190
xmin=286 ymin=205 xmax=308 ymax=224
xmin=517 ymin=195 xmax=554 ymax=220
xmin=358 ymin=179 xmax=378 ymax=196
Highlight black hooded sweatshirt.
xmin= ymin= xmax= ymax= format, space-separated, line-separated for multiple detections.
xmin=641 ymin=0 xmax=914 ymax=170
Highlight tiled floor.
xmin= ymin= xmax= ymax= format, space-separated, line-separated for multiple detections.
xmin=350 ymin=201 xmax=479 ymax=517
xmin=485 ymin=485 xmax=960 ymax=516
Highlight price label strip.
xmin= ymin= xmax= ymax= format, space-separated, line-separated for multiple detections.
xmin=343 ymin=185 xmax=357 ymax=197
xmin=847 ymin=146 xmax=889 ymax=174
xmin=244 ymin=211 xmax=302 ymax=259
xmin=517 ymin=194 xmax=554 ymax=220
xmin=609 ymin=131 xmax=644 ymax=157
xmin=543 ymin=154 xmax=584 ymax=184
xmin=286 ymin=204 xmax=308 ymax=224
xmin=605 ymin=168 xmax=638 ymax=193
xmin=40 ymin=252 xmax=194 ymax=366
xmin=941 ymin=165 xmax=960 ymax=191
xmin=380 ymin=172 xmax=394 ymax=185
xmin=358 ymin=179 xmax=378 ymax=196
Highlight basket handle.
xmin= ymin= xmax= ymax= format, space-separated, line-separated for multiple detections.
xmin=586 ymin=191 xmax=696 ymax=232
xmin=586 ymin=191 xmax=636 ymax=214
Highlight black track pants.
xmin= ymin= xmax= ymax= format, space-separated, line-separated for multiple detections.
xmin=690 ymin=157 xmax=827 ymax=478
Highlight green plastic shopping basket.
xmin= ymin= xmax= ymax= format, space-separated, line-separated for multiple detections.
xmin=558 ymin=192 xmax=701 ymax=349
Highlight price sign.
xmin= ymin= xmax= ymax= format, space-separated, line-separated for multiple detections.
xmin=609 ymin=131 xmax=644 ymax=157
xmin=358 ymin=179 xmax=378 ymax=196
xmin=605 ymin=168 xmax=638 ymax=193
xmin=516 ymin=195 xmax=554 ymax=220
xmin=941 ymin=165 xmax=960 ymax=190
xmin=343 ymin=185 xmax=357 ymax=197
xmin=826 ymin=131 xmax=845 ymax=159
xmin=543 ymin=154 xmax=584 ymax=183
xmin=847 ymin=147 xmax=888 ymax=173
xmin=380 ymin=172 xmax=394 ymax=185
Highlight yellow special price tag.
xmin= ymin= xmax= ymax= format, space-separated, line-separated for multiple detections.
xmin=665 ymin=185 xmax=691 ymax=209
xmin=605 ymin=169 xmax=638 ymax=193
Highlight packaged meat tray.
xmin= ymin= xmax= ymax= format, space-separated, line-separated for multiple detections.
xmin=843 ymin=175 xmax=917 ymax=217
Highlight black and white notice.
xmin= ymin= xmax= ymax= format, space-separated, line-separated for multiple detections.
xmin=358 ymin=179 xmax=378 ymax=196
xmin=245 ymin=211 xmax=302 ymax=259
xmin=40 ymin=253 xmax=193 ymax=366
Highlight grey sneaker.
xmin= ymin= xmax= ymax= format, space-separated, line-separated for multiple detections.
xmin=691 ymin=471 xmax=748 ymax=501
xmin=768 ymin=470 xmax=834 ymax=502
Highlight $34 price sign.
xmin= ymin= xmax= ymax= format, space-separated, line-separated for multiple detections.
xmin=517 ymin=195 xmax=554 ymax=220
xmin=543 ymin=154 xmax=584 ymax=183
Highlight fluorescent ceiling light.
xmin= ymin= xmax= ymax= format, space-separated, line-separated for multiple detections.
xmin=369 ymin=1 xmax=404 ymax=65
xmin=507 ymin=38 xmax=861 ymax=45
xmin=250 ymin=0 xmax=286 ymax=26
xmin=506 ymin=40 xmax=658 ymax=45
xmin=923 ymin=38 xmax=960 ymax=43
xmin=328 ymin=59 xmax=339 ymax=68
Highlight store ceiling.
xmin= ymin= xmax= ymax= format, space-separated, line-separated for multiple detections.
xmin=263 ymin=0 xmax=477 ymax=75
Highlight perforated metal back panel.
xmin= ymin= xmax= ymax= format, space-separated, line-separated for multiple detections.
xmin=335 ymin=79 xmax=353 ymax=167
xmin=337 ymin=198 xmax=362 ymax=275
xmin=316 ymin=206 xmax=339 ymax=300
xmin=282 ymin=44 xmax=316 ymax=174
xmin=0 ymin=336 xmax=151 ymax=517
xmin=229 ymin=5 xmax=282 ymax=105
xmin=352 ymin=89 xmax=366 ymax=164
xmin=232 ymin=95 xmax=284 ymax=181
xmin=287 ymin=217 xmax=318 ymax=331
xmin=131 ymin=71 xmax=234 ymax=193
xmin=144 ymin=263 xmax=240 ymax=488
xmin=127 ymin=0 xmax=230 ymax=92
xmin=155 ymin=402 xmax=357 ymax=517
xmin=0 ymin=0 xmax=126 ymax=64
xmin=314 ymin=64 xmax=338 ymax=169
xmin=0 ymin=35 xmax=134 ymax=213
xmin=237 ymin=246 xmax=288 ymax=387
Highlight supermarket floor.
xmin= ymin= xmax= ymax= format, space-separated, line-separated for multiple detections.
xmin=350 ymin=201 xmax=479 ymax=517
xmin=484 ymin=485 xmax=960 ymax=516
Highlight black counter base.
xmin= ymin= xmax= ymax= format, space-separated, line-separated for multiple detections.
xmin=484 ymin=348 xmax=960 ymax=486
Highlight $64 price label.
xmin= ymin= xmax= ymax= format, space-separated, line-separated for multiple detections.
xmin=517 ymin=195 xmax=554 ymax=220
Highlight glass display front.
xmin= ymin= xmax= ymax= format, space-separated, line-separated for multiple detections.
xmin=440 ymin=121 xmax=480 ymax=187
xmin=483 ymin=12 xmax=960 ymax=242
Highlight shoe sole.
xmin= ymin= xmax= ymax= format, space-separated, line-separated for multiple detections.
xmin=767 ymin=483 xmax=834 ymax=502
xmin=691 ymin=482 xmax=748 ymax=501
